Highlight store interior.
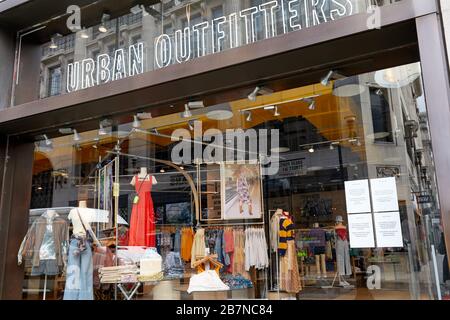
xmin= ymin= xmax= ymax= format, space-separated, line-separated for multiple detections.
xmin=19 ymin=62 xmax=448 ymax=300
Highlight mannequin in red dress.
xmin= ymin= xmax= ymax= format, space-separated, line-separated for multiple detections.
xmin=129 ymin=167 xmax=158 ymax=247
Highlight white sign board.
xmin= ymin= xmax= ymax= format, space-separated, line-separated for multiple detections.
xmin=344 ymin=179 xmax=372 ymax=214
xmin=374 ymin=211 xmax=403 ymax=248
xmin=348 ymin=213 xmax=375 ymax=248
xmin=370 ymin=177 xmax=399 ymax=212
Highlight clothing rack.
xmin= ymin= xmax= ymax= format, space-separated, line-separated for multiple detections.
xmin=198 ymin=221 xmax=265 ymax=228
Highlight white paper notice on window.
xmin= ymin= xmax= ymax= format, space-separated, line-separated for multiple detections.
xmin=348 ymin=213 xmax=375 ymax=248
xmin=344 ymin=180 xmax=371 ymax=214
xmin=370 ymin=177 xmax=399 ymax=212
xmin=374 ymin=211 xmax=403 ymax=248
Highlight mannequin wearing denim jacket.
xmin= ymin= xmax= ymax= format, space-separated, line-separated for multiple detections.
xmin=64 ymin=204 xmax=94 ymax=300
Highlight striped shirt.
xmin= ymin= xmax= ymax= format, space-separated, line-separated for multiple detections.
xmin=278 ymin=218 xmax=295 ymax=256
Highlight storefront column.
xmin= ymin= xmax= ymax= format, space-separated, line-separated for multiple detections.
xmin=0 ymin=138 xmax=34 ymax=299
xmin=0 ymin=29 xmax=15 ymax=109
xmin=416 ymin=13 xmax=450 ymax=269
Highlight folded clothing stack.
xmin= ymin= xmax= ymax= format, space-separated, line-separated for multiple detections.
xmin=137 ymin=271 xmax=164 ymax=282
xmin=221 ymin=274 xmax=254 ymax=290
xmin=99 ymin=265 xmax=139 ymax=284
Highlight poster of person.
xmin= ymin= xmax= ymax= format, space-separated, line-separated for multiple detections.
xmin=222 ymin=163 xmax=262 ymax=220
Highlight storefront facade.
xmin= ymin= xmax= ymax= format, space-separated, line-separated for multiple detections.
xmin=0 ymin=0 xmax=449 ymax=300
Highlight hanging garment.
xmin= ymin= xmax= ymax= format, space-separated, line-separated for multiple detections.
xmin=64 ymin=237 xmax=94 ymax=300
xmin=224 ymin=228 xmax=235 ymax=273
xmin=173 ymin=229 xmax=182 ymax=253
xmin=280 ymin=240 xmax=302 ymax=293
xmin=128 ymin=176 xmax=156 ymax=247
xmin=270 ymin=210 xmax=283 ymax=253
xmin=191 ymin=228 xmax=206 ymax=268
xmin=180 ymin=227 xmax=194 ymax=262
xmin=232 ymin=229 xmax=246 ymax=276
xmin=325 ymin=232 xmax=333 ymax=260
xmin=18 ymin=211 xmax=69 ymax=275
xmin=335 ymin=228 xmax=352 ymax=276
xmin=245 ymin=228 xmax=269 ymax=271
xmin=278 ymin=217 xmax=295 ymax=256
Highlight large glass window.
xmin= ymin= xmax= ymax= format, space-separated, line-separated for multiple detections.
xmin=20 ymin=62 xmax=445 ymax=300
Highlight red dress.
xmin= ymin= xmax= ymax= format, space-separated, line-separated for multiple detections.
xmin=128 ymin=176 xmax=156 ymax=247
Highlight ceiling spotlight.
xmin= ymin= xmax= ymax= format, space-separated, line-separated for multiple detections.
xmin=244 ymin=111 xmax=253 ymax=122
xmin=160 ymin=168 xmax=166 ymax=173
xmin=376 ymin=88 xmax=383 ymax=96
xmin=179 ymin=166 xmax=184 ymax=170
xmin=49 ymin=39 xmax=57 ymax=49
xmin=73 ymin=129 xmax=81 ymax=142
xmin=43 ymin=134 xmax=52 ymax=146
xmin=98 ymin=123 xmax=107 ymax=136
xmin=321 ymin=70 xmax=334 ymax=86
xmin=182 ymin=104 xmax=192 ymax=118
xmin=273 ymin=106 xmax=280 ymax=117
xmin=99 ymin=13 xmax=110 ymax=33
xmin=248 ymin=86 xmax=260 ymax=101
xmin=308 ymin=100 xmax=316 ymax=110
xmin=330 ymin=141 xmax=340 ymax=150
xmin=357 ymin=139 xmax=362 ymax=147
xmin=151 ymin=128 xmax=159 ymax=135
xmin=49 ymin=33 xmax=61 ymax=49
xmin=80 ymin=28 xmax=89 ymax=39
xmin=308 ymin=146 xmax=315 ymax=153
xmin=132 ymin=115 xmax=141 ymax=129
xmin=188 ymin=120 xmax=195 ymax=131
xmin=247 ymin=86 xmax=273 ymax=101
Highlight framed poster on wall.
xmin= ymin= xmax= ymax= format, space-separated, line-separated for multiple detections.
xmin=222 ymin=162 xmax=263 ymax=220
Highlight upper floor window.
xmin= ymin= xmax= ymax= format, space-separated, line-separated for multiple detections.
xmin=370 ymin=87 xmax=394 ymax=143
xmin=47 ymin=66 xmax=61 ymax=97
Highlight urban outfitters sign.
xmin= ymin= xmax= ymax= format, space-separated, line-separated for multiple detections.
xmin=154 ymin=0 xmax=354 ymax=68
xmin=66 ymin=0 xmax=354 ymax=92
xmin=66 ymin=42 xmax=144 ymax=93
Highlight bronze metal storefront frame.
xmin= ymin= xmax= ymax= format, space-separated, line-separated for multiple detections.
xmin=0 ymin=0 xmax=449 ymax=299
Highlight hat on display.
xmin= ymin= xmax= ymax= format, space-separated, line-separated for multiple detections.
xmin=335 ymin=215 xmax=343 ymax=223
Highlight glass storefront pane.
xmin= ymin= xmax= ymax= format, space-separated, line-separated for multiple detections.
xmin=19 ymin=61 xmax=444 ymax=300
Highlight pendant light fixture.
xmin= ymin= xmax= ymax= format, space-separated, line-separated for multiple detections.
xmin=206 ymin=103 xmax=233 ymax=120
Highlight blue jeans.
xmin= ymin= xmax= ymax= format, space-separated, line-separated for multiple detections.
xmin=63 ymin=238 xmax=94 ymax=300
